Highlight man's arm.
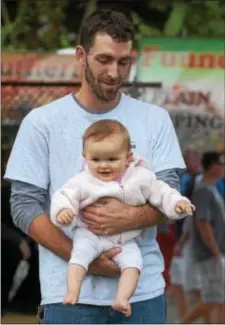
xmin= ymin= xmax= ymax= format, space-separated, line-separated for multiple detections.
xmin=11 ymin=181 xmax=73 ymax=261
xmin=196 ymin=220 xmax=220 ymax=260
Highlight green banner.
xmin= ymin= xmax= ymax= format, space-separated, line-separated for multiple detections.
xmin=136 ymin=37 xmax=224 ymax=151
xmin=138 ymin=37 xmax=224 ymax=83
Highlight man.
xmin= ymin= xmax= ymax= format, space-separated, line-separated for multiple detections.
xmin=169 ymin=148 xmax=201 ymax=321
xmin=182 ymin=151 xmax=225 ymax=324
xmin=176 ymin=147 xmax=202 ymax=240
xmin=5 ymin=10 xmax=185 ymax=324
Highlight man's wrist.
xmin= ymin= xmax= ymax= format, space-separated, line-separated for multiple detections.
xmin=128 ymin=204 xmax=163 ymax=229
xmin=127 ymin=205 xmax=143 ymax=229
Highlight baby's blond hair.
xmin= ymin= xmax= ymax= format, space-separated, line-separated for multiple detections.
xmin=83 ymin=119 xmax=131 ymax=151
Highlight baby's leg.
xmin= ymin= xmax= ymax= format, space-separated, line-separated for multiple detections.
xmin=112 ymin=240 xmax=142 ymax=317
xmin=63 ymin=263 xmax=86 ymax=305
xmin=112 ymin=267 xmax=140 ymax=317
xmin=64 ymin=228 xmax=101 ymax=305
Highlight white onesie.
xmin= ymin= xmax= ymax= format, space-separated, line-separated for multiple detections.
xmin=50 ymin=157 xmax=189 ymax=272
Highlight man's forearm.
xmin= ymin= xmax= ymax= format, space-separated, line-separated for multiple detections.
xmin=197 ymin=221 xmax=220 ymax=258
xmin=129 ymin=204 xmax=163 ymax=228
xmin=28 ymin=213 xmax=73 ymax=261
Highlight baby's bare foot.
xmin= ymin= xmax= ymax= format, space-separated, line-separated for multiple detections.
xmin=112 ymin=299 xmax=131 ymax=317
xmin=63 ymin=294 xmax=78 ymax=305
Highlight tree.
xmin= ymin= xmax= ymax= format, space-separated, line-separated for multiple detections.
xmin=1 ymin=0 xmax=225 ymax=52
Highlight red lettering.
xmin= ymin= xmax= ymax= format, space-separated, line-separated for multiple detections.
xmin=142 ymin=46 xmax=160 ymax=66
xmin=161 ymin=53 xmax=176 ymax=66
xmin=218 ymin=54 xmax=225 ymax=68
xmin=188 ymin=52 xmax=199 ymax=68
xmin=199 ymin=54 xmax=215 ymax=68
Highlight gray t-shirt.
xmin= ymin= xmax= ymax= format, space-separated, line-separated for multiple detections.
xmin=192 ymin=181 xmax=225 ymax=262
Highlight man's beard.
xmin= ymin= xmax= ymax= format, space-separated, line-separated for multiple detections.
xmin=84 ymin=60 xmax=122 ymax=102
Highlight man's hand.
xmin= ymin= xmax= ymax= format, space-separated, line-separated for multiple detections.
xmin=82 ymin=198 xmax=134 ymax=236
xmin=89 ymin=248 xmax=121 ymax=277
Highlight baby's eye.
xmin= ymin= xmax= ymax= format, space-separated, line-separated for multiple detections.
xmin=108 ymin=157 xmax=118 ymax=161
xmin=92 ymin=158 xmax=100 ymax=162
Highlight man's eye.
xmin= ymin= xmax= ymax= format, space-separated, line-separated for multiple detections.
xmin=119 ymin=60 xmax=130 ymax=66
xmin=97 ymin=58 xmax=109 ymax=64
xmin=119 ymin=59 xmax=131 ymax=65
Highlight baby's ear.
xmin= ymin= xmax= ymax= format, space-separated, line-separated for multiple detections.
xmin=82 ymin=152 xmax=86 ymax=158
xmin=127 ymin=151 xmax=133 ymax=162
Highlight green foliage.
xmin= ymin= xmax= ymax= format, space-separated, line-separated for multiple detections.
xmin=184 ymin=0 xmax=225 ymax=37
xmin=164 ymin=2 xmax=188 ymax=36
xmin=1 ymin=0 xmax=71 ymax=52
xmin=2 ymin=0 xmax=225 ymax=52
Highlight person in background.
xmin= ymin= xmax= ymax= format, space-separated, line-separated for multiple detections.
xmin=216 ymin=147 xmax=225 ymax=201
xmin=216 ymin=177 xmax=224 ymax=200
xmin=182 ymin=151 xmax=225 ymax=324
xmin=1 ymin=155 xmax=31 ymax=314
xmin=169 ymin=147 xmax=201 ymax=321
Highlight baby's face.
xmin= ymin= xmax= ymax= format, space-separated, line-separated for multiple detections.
xmin=83 ymin=135 xmax=132 ymax=182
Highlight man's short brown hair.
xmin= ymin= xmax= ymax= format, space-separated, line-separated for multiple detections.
xmin=83 ymin=119 xmax=131 ymax=151
xmin=78 ymin=10 xmax=134 ymax=52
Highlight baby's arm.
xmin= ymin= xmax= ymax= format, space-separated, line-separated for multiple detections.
xmin=140 ymin=169 xmax=194 ymax=219
xmin=50 ymin=176 xmax=82 ymax=228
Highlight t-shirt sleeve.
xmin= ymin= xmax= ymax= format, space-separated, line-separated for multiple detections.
xmin=4 ymin=111 xmax=49 ymax=190
xmin=151 ymin=110 xmax=185 ymax=173
xmin=192 ymin=187 xmax=213 ymax=221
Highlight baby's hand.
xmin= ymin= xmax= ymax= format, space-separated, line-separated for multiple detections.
xmin=56 ymin=208 xmax=76 ymax=225
xmin=175 ymin=200 xmax=195 ymax=215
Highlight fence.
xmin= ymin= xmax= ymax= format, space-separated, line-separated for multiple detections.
xmin=1 ymin=80 xmax=162 ymax=148
xmin=1 ymin=80 xmax=224 ymax=152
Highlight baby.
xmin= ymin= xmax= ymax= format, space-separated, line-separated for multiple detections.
xmin=50 ymin=119 xmax=195 ymax=317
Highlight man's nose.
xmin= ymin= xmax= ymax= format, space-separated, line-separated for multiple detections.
xmin=107 ymin=62 xmax=119 ymax=79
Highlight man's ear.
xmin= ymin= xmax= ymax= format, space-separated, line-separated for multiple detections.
xmin=76 ymin=45 xmax=86 ymax=68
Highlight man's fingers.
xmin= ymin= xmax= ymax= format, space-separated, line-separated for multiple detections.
xmin=83 ymin=206 xmax=100 ymax=214
xmin=88 ymin=227 xmax=106 ymax=236
xmin=103 ymin=247 xmax=121 ymax=259
xmin=104 ymin=260 xmax=120 ymax=276
xmin=82 ymin=216 xmax=99 ymax=228
xmin=97 ymin=197 xmax=110 ymax=204
xmin=83 ymin=212 xmax=103 ymax=223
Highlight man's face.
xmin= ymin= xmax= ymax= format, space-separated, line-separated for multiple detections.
xmin=184 ymin=150 xmax=201 ymax=175
xmin=79 ymin=33 xmax=132 ymax=102
xmin=212 ymin=162 xmax=225 ymax=179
